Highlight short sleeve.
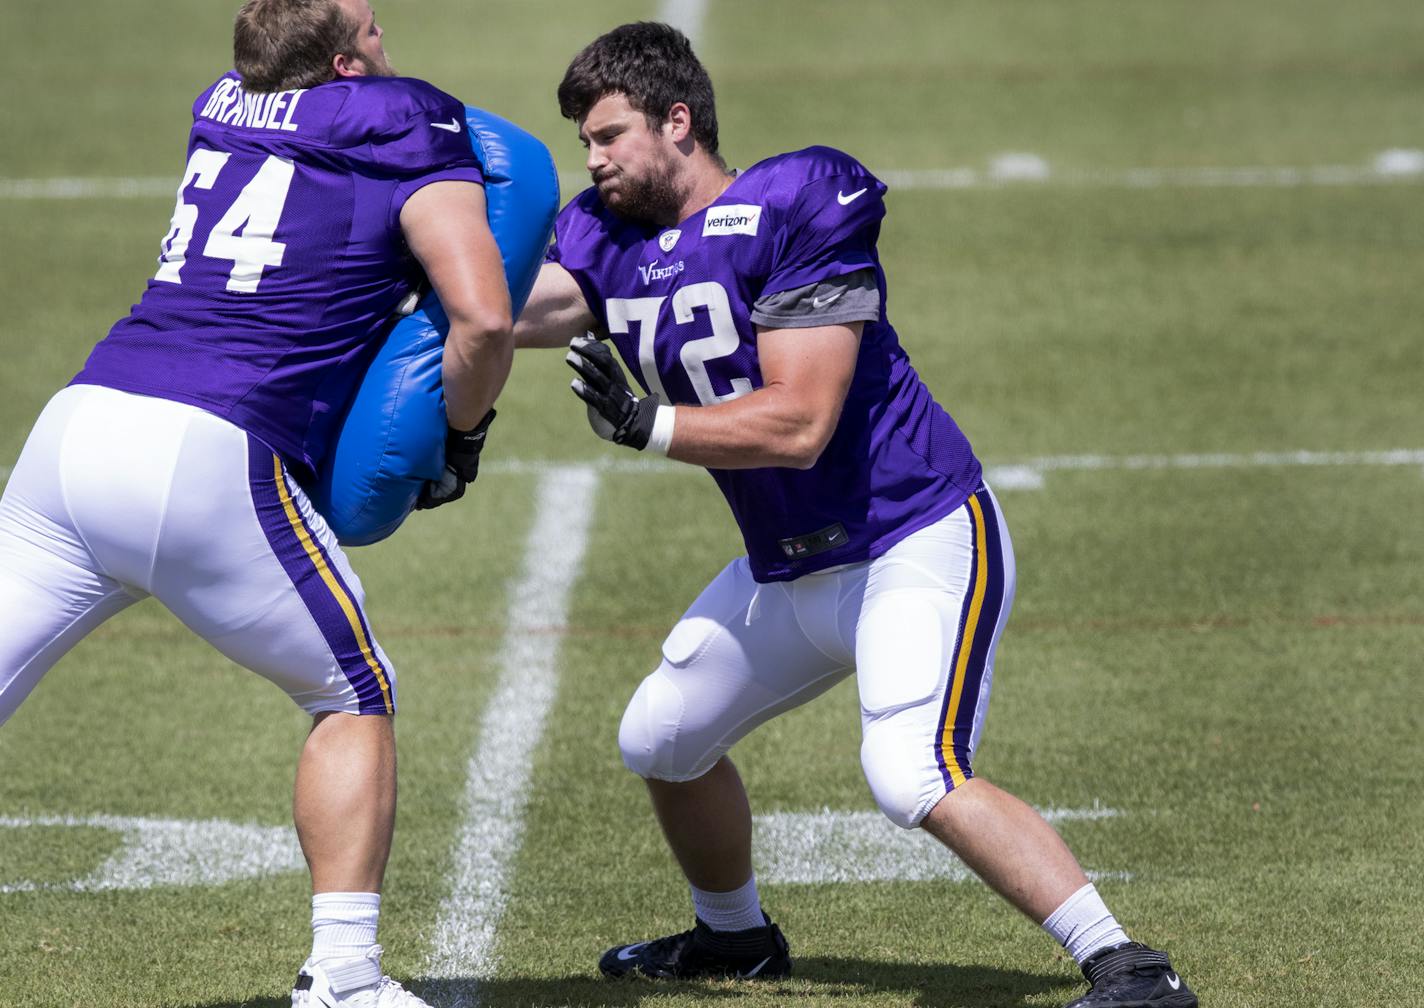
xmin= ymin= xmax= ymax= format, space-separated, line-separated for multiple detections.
xmin=366 ymin=90 xmax=480 ymax=174
xmin=750 ymin=268 xmax=880 ymax=328
xmin=542 ymin=195 xmax=610 ymax=326
xmin=387 ymin=116 xmax=487 ymax=226
xmin=364 ymin=90 xmax=486 ymax=227
xmin=389 ymin=162 xmax=485 ymax=227
xmin=763 ymin=172 xmax=886 ymax=297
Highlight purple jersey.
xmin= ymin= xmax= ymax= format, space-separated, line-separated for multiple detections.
xmin=548 ymin=147 xmax=983 ymax=581
xmin=73 ymin=72 xmax=484 ymax=478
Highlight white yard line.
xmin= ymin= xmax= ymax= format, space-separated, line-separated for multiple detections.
xmin=0 ymin=814 xmax=303 ymax=894
xmin=880 ymin=157 xmax=1424 ymax=191
xmin=421 ymin=465 xmax=599 ymax=1006
xmin=477 ymin=448 xmax=1424 ymax=489
xmin=753 ymin=806 xmax=1130 ymax=886
xmin=986 ymin=448 xmax=1424 ymax=491
xmin=4 ymin=448 xmax=1422 ymax=489
xmin=8 ymin=153 xmax=1423 ymax=202
xmin=478 ymin=158 xmax=1424 ymax=198
xmin=1033 ymin=448 xmax=1424 ymax=471
xmin=0 ymin=177 xmax=177 ymax=199
xmin=657 ymin=0 xmax=709 ymax=43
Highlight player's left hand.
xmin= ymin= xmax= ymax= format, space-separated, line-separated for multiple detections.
xmin=416 ymin=409 xmax=496 ymax=510
xmin=566 ymin=335 xmax=657 ymax=449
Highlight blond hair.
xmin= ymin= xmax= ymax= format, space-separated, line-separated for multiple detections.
xmin=233 ymin=0 xmax=358 ymax=92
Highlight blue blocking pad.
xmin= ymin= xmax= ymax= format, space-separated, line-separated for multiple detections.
xmin=311 ymin=106 xmax=559 ymax=546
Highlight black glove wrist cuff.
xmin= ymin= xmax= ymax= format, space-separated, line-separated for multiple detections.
xmin=445 ymin=408 xmax=496 ymax=480
xmin=450 ymin=408 xmax=496 ymax=441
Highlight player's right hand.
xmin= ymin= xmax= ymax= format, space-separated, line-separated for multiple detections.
xmin=566 ymin=335 xmax=657 ymax=449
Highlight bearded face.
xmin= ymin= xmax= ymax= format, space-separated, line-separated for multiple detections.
xmin=579 ymin=94 xmax=692 ymax=229
xmin=594 ymin=142 xmax=687 ymax=226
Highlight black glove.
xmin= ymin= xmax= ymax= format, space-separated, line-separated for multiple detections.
xmin=565 ymin=335 xmax=657 ymax=449
xmin=416 ymin=408 xmax=496 ymax=510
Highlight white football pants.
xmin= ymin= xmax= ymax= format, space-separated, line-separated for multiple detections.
xmin=618 ymin=486 xmax=1016 ymax=829
xmin=0 ymin=384 xmax=396 ymax=725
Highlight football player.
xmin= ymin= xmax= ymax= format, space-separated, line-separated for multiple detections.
xmin=514 ymin=21 xmax=1197 ymax=1008
xmin=0 ymin=2 xmax=511 ymax=1005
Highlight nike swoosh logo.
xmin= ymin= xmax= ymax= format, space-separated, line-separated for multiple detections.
xmin=739 ymin=955 xmax=774 ymax=978
xmin=837 ymin=187 xmax=868 ymax=205
xmin=615 ymin=943 xmax=647 ymax=962
xmin=430 ymin=118 xmax=462 ymax=132
xmin=811 ymin=290 xmax=844 ymax=309
xmin=1165 ymin=973 xmax=1181 ymax=991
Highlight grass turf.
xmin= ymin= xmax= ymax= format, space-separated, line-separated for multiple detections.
xmin=1 ymin=2 xmax=1422 ymax=1006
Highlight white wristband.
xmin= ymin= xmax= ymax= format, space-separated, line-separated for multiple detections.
xmin=645 ymin=403 xmax=676 ymax=456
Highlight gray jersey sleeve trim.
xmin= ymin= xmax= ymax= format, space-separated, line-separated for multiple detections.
xmin=750 ymin=268 xmax=880 ymax=329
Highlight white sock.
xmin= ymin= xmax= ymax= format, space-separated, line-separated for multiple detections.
xmin=311 ymin=891 xmax=381 ymax=963
xmin=1041 ymin=883 xmax=1130 ymax=965
xmin=690 ymin=876 xmax=766 ymax=933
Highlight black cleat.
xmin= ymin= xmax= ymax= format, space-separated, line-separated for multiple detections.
xmin=1064 ymin=942 xmax=1197 ymax=1007
xmin=599 ymin=916 xmax=791 ymax=980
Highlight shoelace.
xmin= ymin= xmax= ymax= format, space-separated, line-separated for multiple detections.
xmin=373 ymin=974 xmax=429 ymax=1007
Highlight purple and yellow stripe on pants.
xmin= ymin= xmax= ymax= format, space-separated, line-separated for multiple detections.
xmin=934 ymin=486 xmax=1008 ymax=791
xmin=248 ymin=439 xmax=394 ymax=715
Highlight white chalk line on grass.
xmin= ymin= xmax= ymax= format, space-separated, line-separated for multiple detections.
xmin=0 ymin=804 xmax=1132 ymax=895
xmin=755 ymin=806 xmax=1131 ymax=886
xmin=474 ymin=447 xmax=1424 ymax=492
xmin=2 ymin=447 xmax=1421 ymax=490
xmin=882 ymin=147 xmax=1424 ymax=191
xmin=7 ymin=150 xmax=1424 ymax=201
xmin=0 ymin=177 xmax=176 ymax=199
xmin=989 ymin=448 xmax=1424 ymax=490
xmin=0 ymin=814 xmax=303 ymax=894
xmin=657 ymin=0 xmax=708 ymax=43
xmin=421 ymin=465 xmax=599 ymax=1005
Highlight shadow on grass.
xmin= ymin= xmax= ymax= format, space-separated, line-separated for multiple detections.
xmin=426 ymin=958 xmax=1070 ymax=1007
xmin=191 ymin=957 xmax=1072 ymax=1008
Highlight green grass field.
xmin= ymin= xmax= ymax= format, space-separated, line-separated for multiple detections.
xmin=2 ymin=2 xmax=1422 ymax=1006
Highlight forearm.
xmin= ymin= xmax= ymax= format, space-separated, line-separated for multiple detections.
xmin=567 ymin=322 xmax=859 ymax=468
xmin=513 ymin=302 xmax=595 ymax=349
xmin=514 ymin=262 xmax=598 ymax=349
xmin=664 ymin=384 xmax=837 ymax=470
xmin=399 ymin=181 xmax=515 ymax=430
xmin=442 ymin=322 xmax=514 ymax=430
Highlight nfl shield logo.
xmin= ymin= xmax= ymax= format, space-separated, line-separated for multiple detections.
xmin=659 ymin=229 xmax=681 ymax=252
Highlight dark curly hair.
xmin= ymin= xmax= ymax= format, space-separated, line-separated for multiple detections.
xmin=558 ymin=22 xmax=721 ymax=158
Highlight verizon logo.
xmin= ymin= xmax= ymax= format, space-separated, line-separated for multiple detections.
xmin=703 ymin=204 xmax=761 ymax=237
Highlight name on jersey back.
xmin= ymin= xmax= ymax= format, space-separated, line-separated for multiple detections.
xmin=199 ymin=78 xmax=305 ymax=132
